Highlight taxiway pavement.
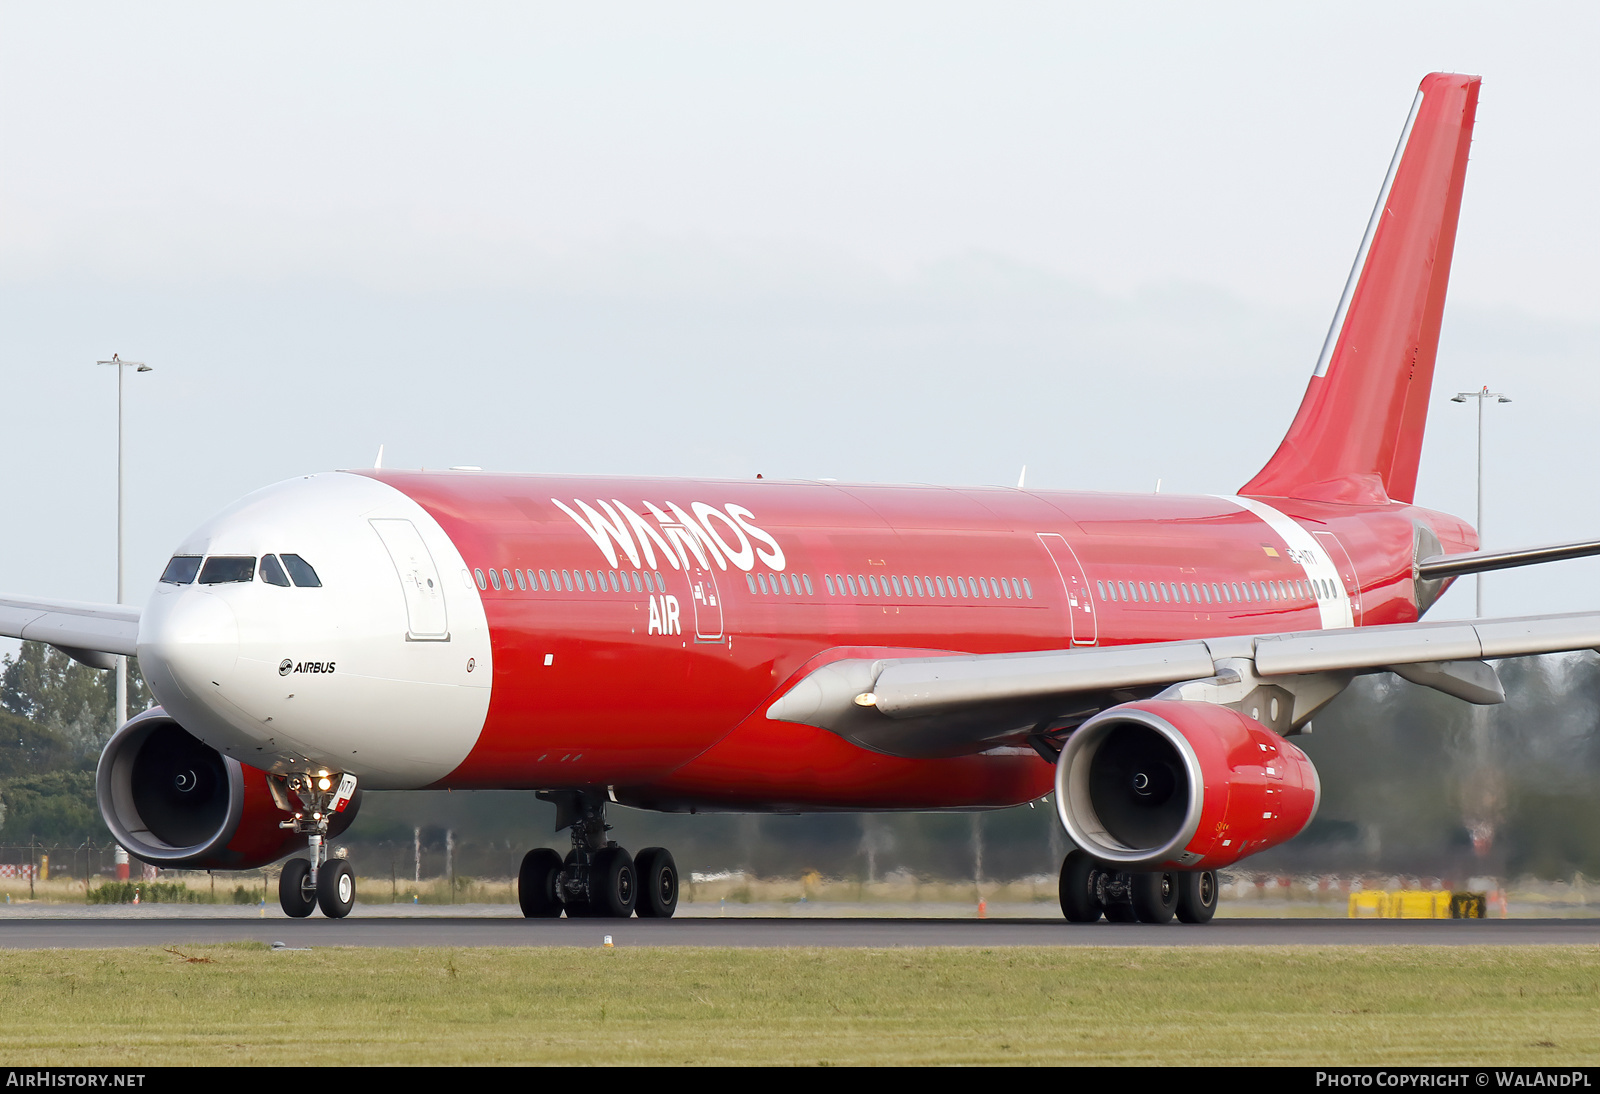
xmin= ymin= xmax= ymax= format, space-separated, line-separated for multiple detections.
xmin=1 ymin=911 xmax=1596 ymax=949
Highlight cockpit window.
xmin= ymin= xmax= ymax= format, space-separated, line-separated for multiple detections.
xmin=281 ymin=554 xmax=322 ymax=588
xmin=260 ymin=554 xmax=292 ymax=587
xmin=198 ymin=556 xmax=256 ymax=584
xmin=160 ymin=556 xmax=202 ymax=585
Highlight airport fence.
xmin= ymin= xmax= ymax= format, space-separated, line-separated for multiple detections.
xmin=0 ymin=841 xmax=121 ymax=883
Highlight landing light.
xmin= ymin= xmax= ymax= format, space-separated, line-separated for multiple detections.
xmin=318 ymin=777 xmax=332 ymax=791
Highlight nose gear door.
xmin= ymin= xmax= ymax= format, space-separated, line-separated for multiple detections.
xmin=370 ymin=518 xmax=450 ymax=640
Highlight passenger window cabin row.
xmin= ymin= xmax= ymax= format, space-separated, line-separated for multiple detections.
xmin=823 ymin=573 xmax=1032 ymax=601
xmin=475 ymin=562 xmax=1035 ymax=605
xmin=476 ymin=566 xmax=667 ymax=596
xmin=1096 ymin=575 xmax=1338 ymax=607
xmin=747 ymin=573 xmax=815 ymax=596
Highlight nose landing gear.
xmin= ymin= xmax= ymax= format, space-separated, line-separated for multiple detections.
xmin=519 ymin=790 xmax=679 ymax=919
xmin=276 ymin=771 xmax=359 ymax=919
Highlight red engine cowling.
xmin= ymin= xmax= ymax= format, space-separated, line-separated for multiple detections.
xmin=1054 ymin=699 xmax=1319 ymax=870
xmin=96 ymin=707 xmax=359 ymax=870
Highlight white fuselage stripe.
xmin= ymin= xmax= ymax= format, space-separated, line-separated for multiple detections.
xmin=1213 ymin=495 xmax=1355 ymax=629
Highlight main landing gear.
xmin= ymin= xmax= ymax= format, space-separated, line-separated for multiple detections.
xmin=518 ymin=790 xmax=680 ymax=920
xmin=1058 ymin=849 xmax=1217 ymax=925
xmin=277 ymin=770 xmax=359 ymax=919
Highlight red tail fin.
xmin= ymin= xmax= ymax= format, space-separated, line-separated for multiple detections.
xmin=1241 ymin=73 xmax=1480 ymax=505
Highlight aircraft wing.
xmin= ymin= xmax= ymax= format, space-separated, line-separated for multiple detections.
xmin=766 ymin=611 xmax=1600 ymax=759
xmin=0 ymin=594 xmax=141 ymax=668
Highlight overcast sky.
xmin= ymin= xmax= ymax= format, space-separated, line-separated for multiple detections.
xmin=3 ymin=2 xmax=1598 ymax=649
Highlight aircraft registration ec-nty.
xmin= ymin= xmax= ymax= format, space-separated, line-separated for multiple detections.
xmin=6 ymin=72 xmax=1599 ymax=924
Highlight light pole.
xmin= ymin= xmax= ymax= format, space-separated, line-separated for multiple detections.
xmin=97 ymin=355 xmax=152 ymax=728
xmin=1451 ymin=386 xmax=1511 ymax=617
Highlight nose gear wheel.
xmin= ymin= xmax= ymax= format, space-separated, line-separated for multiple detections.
xmin=278 ymin=858 xmax=316 ymax=918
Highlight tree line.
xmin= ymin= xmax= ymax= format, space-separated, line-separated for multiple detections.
xmin=0 ymin=642 xmax=149 ymax=844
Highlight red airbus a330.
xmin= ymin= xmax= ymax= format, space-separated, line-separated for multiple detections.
xmin=6 ymin=72 xmax=1597 ymax=924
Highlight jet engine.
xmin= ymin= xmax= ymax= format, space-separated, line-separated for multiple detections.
xmin=96 ymin=707 xmax=359 ymax=869
xmin=1055 ymin=699 xmax=1319 ymax=871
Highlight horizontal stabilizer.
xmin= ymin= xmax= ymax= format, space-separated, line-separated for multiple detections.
xmin=1417 ymin=538 xmax=1600 ymax=580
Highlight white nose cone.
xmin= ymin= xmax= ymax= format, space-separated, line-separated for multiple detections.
xmin=136 ymin=472 xmax=492 ymax=789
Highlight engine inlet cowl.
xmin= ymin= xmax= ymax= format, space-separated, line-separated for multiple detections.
xmin=96 ymin=707 xmax=355 ymax=870
xmin=1054 ymin=699 xmax=1320 ymax=870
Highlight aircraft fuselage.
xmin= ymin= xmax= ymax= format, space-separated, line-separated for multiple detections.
xmin=136 ymin=468 xmax=1473 ymax=811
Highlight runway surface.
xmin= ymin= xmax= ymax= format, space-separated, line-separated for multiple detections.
xmin=2 ymin=912 xmax=1597 ymax=949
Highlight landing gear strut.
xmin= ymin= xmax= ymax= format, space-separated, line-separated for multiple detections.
xmin=1058 ymin=850 xmax=1214 ymax=925
xmin=276 ymin=770 xmax=359 ymax=919
xmin=518 ymin=790 xmax=679 ymax=920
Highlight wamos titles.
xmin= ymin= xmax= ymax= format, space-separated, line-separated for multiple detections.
xmin=554 ymin=498 xmax=786 ymax=573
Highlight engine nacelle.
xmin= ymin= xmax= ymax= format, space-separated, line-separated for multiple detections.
xmin=96 ymin=707 xmax=359 ymax=870
xmin=1055 ymin=699 xmax=1319 ymax=870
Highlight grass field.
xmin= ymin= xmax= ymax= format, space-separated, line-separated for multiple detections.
xmin=0 ymin=945 xmax=1597 ymax=1065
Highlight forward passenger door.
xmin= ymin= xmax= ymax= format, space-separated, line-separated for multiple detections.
xmin=370 ymin=518 xmax=450 ymax=640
